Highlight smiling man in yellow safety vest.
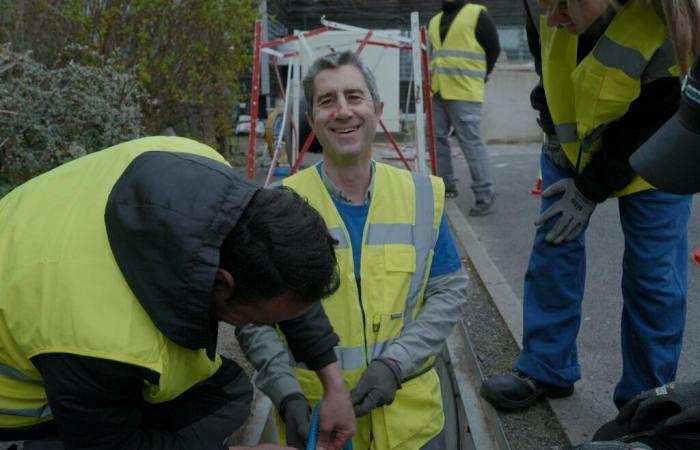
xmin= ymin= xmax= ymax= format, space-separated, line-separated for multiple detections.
xmin=236 ymin=51 xmax=469 ymax=450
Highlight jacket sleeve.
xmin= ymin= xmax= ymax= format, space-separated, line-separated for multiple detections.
xmin=235 ymin=302 xmax=339 ymax=406
xmin=235 ymin=325 xmax=305 ymax=407
xmin=475 ymin=10 xmax=501 ymax=75
xmin=574 ymin=76 xmax=681 ymax=202
xmin=31 ymin=353 xmax=233 ymax=450
xmin=380 ymin=267 xmax=469 ymax=378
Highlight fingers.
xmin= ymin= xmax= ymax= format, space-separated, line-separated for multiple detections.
xmin=541 ymin=179 xmax=567 ymax=198
xmin=630 ymin=398 xmax=671 ymax=431
xmin=562 ymin=220 xmax=582 ymax=243
xmin=534 ymin=203 xmax=561 ymax=226
xmin=316 ymin=429 xmax=330 ymax=450
xmin=353 ymin=390 xmax=381 ymax=417
xmin=616 ymin=398 xmax=640 ymax=424
xmin=545 ymin=215 xmax=571 ymax=244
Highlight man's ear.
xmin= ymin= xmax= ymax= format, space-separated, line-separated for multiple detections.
xmin=215 ymin=268 xmax=234 ymax=292
xmin=376 ymin=101 xmax=384 ymax=118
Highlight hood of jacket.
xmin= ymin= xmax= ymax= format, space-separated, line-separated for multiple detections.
xmin=104 ymin=151 xmax=259 ymax=359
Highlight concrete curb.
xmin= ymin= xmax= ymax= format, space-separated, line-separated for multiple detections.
xmin=445 ymin=200 xmax=585 ymax=445
xmin=445 ymin=201 xmax=524 ymax=347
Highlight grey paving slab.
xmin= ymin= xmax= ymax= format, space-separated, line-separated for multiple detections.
xmin=447 ymin=142 xmax=700 ymax=443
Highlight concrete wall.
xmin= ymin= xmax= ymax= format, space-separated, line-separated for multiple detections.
xmin=482 ymin=63 xmax=542 ymax=144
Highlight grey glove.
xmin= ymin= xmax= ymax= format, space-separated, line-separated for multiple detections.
xmin=615 ymin=381 xmax=700 ymax=433
xmin=279 ymin=393 xmax=310 ymax=450
xmin=535 ymin=178 xmax=595 ymax=244
xmin=350 ymin=357 xmax=402 ymax=417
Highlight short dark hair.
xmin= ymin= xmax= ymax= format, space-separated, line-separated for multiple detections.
xmin=220 ymin=187 xmax=339 ymax=305
xmin=302 ymin=50 xmax=382 ymax=115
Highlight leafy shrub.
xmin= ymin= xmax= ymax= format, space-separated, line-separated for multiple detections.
xmin=0 ymin=45 xmax=147 ymax=195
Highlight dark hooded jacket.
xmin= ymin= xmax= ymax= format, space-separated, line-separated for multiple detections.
xmin=25 ymin=147 xmax=337 ymax=448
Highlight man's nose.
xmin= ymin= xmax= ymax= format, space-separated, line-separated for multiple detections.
xmin=334 ymin=97 xmax=353 ymax=118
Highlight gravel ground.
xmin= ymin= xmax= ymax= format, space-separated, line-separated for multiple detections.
xmin=462 ymin=257 xmax=572 ymax=450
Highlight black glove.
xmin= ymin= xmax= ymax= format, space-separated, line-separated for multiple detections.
xmin=279 ymin=393 xmax=311 ymax=450
xmin=350 ymin=357 xmax=402 ymax=417
xmin=615 ymin=381 xmax=700 ymax=433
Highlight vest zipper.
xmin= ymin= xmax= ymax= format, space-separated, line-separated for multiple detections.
xmin=355 ymin=278 xmax=370 ymax=367
xmin=356 ymin=277 xmax=375 ymax=446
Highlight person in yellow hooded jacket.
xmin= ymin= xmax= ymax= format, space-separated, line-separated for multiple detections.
xmin=0 ymin=136 xmax=355 ymax=450
xmin=481 ymin=0 xmax=696 ymax=413
xmin=236 ymin=51 xmax=469 ymax=450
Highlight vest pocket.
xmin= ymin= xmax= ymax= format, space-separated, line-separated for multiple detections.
xmin=380 ymin=368 xmax=444 ymax=449
xmin=384 ymin=246 xmax=416 ymax=272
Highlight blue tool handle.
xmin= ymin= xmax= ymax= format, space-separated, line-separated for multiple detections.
xmin=306 ymin=401 xmax=353 ymax=450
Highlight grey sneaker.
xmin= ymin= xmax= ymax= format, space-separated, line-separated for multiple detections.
xmin=469 ymin=194 xmax=495 ymax=216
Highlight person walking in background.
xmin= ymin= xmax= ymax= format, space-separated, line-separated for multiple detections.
xmin=481 ymin=0 xmax=696 ymax=413
xmin=237 ymin=51 xmax=469 ymax=450
xmin=428 ymin=0 xmax=500 ymax=215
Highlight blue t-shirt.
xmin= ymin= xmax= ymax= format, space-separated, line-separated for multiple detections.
xmin=331 ymin=198 xmax=462 ymax=278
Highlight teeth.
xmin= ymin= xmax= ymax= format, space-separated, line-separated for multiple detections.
xmin=336 ymin=126 xmax=359 ymax=133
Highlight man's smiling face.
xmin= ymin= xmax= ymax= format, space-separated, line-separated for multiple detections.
xmin=308 ymin=64 xmax=383 ymax=162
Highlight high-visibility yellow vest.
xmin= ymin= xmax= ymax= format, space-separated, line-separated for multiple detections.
xmin=541 ymin=0 xmax=680 ymax=197
xmin=429 ymin=4 xmax=487 ymax=102
xmin=0 ymin=137 xmax=224 ymax=429
xmin=281 ymin=162 xmax=445 ymax=450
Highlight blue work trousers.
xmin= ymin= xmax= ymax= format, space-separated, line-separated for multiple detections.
xmin=516 ymin=149 xmax=692 ymax=407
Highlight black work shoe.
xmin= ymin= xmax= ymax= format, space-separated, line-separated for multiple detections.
xmin=445 ymin=184 xmax=458 ymax=198
xmin=480 ymin=370 xmax=574 ymax=411
xmin=469 ymin=194 xmax=495 ymax=216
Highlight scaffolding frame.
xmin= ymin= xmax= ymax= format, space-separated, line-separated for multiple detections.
xmin=247 ymin=13 xmax=437 ymax=183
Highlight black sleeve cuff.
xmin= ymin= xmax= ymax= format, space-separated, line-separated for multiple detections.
xmin=303 ymin=345 xmax=339 ymax=371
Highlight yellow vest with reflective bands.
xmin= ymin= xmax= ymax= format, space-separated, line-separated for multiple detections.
xmin=541 ymin=0 xmax=680 ymax=197
xmin=282 ymin=162 xmax=445 ymax=450
xmin=429 ymin=4 xmax=487 ymax=102
xmin=0 ymin=137 xmax=223 ymax=429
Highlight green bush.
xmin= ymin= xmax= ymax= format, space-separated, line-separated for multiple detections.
xmin=0 ymin=45 xmax=147 ymax=196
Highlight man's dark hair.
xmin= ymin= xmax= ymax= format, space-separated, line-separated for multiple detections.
xmin=220 ymin=187 xmax=339 ymax=304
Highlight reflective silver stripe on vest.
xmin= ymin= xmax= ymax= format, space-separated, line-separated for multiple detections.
xmin=435 ymin=67 xmax=486 ymax=78
xmin=287 ymin=346 xmax=363 ymax=370
xmin=366 ymin=223 xmax=414 ymax=246
xmin=328 ymin=227 xmax=349 ymax=249
xmin=0 ymin=362 xmax=44 ymax=386
xmin=403 ymin=174 xmax=436 ymax=326
xmin=432 ymin=49 xmax=486 ymax=61
xmin=593 ymin=35 xmax=647 ymax=80
xmin=643 ymin=39 xmax=675 ymax=81
xmin=554 ymin=123 xmax=579 ymax=144
xmin=0 ymin=404 xmax=52 ymax=418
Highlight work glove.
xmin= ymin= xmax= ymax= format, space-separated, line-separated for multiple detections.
xmin=279 ymin=393 xmax=311 ymax=450
xmin=615 ymin=381 xmax=700 ymax=434
xmin=350 ymin=357 xmax=402 ymax=417
xmin=535 ymin=178 xmax=595 ymax=245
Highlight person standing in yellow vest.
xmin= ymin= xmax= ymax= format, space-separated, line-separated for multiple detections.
xmin=481 ymin=0 xmax=696 ymax=413
xmin=236 ymin=51 xmax=469 ymax=450
xmin=0 ymin=136 xmax=355 ymax=450
xmin=428 ymin=0 xmax=501 ymax=215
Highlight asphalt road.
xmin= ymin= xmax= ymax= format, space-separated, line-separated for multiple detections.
xmin=446 ymin=142 xmax=700 ymax=442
